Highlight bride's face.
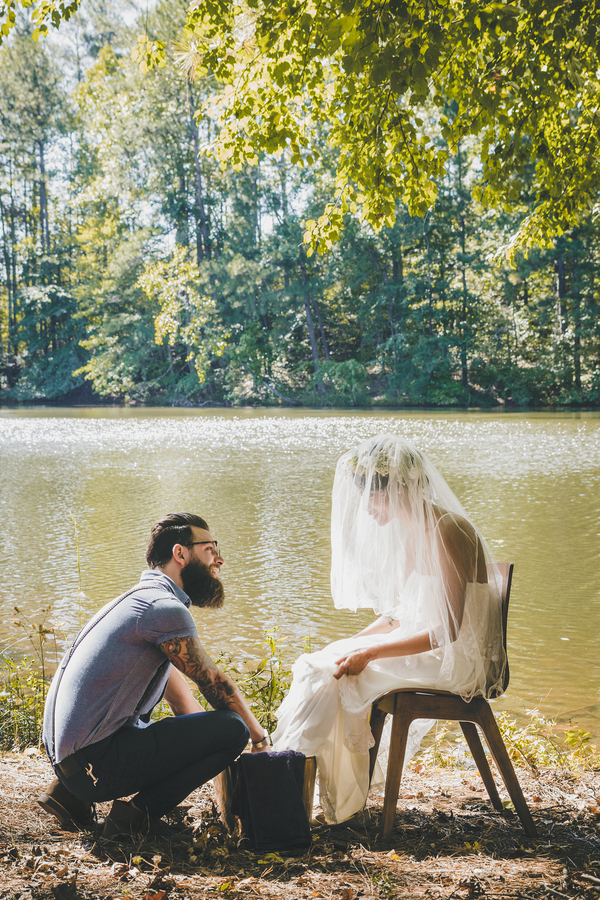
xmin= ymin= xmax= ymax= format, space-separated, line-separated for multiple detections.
xmin=367 ymin=489 xmax=392 ymax=525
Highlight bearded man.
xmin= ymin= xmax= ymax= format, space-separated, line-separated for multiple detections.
xmin=39 ymin=512 xmax=268 ymax=839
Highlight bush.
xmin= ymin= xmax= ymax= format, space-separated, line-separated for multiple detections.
xmin=0 ymin=655 xmax=48 ymax=751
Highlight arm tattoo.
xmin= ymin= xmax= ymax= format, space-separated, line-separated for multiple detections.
xmin=159 ymin=636 xmax=235 ymax=710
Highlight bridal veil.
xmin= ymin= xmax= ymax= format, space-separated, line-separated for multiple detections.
xmin=330 ymin=434 xmax=506 ymax=699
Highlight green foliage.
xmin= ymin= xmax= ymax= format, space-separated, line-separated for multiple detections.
xmin=2 ymin=4 xmax=600 ymax=408
xmin=236 ymin=630 xmax=293 ymax=734
xmin=6 ymin=286 xmax=86 ymax=399
xmin=368 ymin=871 xmax=396 ymax=897
xmin=131 ymin=34 xmax=166 ymax=74
xmin=316 ymin=360 xmax=370 ymax=407
xmin=161 ymin=0 xmax=600 ymax=256
xmin=0 ymin=0 xmax=82 ymax=46
xmin=417 ymin=722 xmax=460 ymax=770
xmin=138 ymin=246 xmax=229 ymax=384
xmin=495 ymin=709 xmax=600 ymax=772
xmin=0 ymin=654 xmax=47 ymax=750
xmin=417 ymin=709 xmax=600 ymax=774
xmin=8 ymin=345 xmax=85 ymax=400
xmin=0 ymin=607 xmax=57 ymax=751
xmin=192 ymin=630 xmax=293 ymax=735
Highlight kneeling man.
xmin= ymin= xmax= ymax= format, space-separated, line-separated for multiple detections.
xmin=39 ymin=512 xmax=268 ymax=838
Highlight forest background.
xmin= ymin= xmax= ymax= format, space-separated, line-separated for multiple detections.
xmin=1 ymin=0 xmax=599 ymax=409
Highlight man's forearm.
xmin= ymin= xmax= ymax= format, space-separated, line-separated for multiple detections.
xmin=159 ymin=636 xmax=265 ymax=742
xmin=164 ymin=666 xmax=203 ymax=716
xmin=217 ymin=679 xmax=265 ymax=743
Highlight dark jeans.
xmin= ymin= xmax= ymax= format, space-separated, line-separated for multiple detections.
xmin=55 ymin=710 xmax=249 ymax=820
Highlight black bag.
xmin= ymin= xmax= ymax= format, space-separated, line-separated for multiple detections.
xmin=231 ymin=750 xmax=312 ymax=851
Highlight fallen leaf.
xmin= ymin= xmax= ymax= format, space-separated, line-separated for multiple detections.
xmin=110 ymin=862 xmax=132 ymax=878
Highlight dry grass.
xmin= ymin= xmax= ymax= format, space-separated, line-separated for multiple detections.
xmin=1 ymin=750 xmax=600 ymax=900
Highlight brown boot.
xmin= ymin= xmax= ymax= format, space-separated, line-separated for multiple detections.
xmin=102 ymin=799 xmax=179 ymax=841
xmin=37 ymin=778 xmax=96 ymax=832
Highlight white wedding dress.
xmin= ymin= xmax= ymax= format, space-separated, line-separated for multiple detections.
xmin=272 ymin=573 xmax=502 ymax=824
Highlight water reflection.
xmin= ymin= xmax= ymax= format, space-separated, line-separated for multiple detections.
xmin=1 ymin=408 xmax=599 ymax=736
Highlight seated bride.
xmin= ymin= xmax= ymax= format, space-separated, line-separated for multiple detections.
xmin=272 ymin=433 xmax=506 ymax=824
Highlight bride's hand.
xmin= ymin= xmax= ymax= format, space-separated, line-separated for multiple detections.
xmin=333 ymin=647 xmax=374 ymax=679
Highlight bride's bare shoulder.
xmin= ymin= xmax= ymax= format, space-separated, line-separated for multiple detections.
xmin=433 ymin=507 xmax=478 ymax=548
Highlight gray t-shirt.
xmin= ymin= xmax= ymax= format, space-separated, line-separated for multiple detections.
xmin=43 ymin=570 xmax=198 ymax=763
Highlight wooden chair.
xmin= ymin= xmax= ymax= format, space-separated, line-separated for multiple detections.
xmin=369 ymin=563 xmax=537 ymax=839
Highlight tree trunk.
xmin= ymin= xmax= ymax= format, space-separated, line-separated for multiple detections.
xmin=187 ymin=83 xmax=210 ymax=263
xmin=556 ymin=254 xmax=567 ymax=335
xmin=8 ymin=164 xmax=18 ymax=354
xmin=572 ymin=254 xmax=581 ymax=392
xmin=279 ymin=153 xmax=288 ymax=221
xmin=175 ymin=168 xmax=188 ymax=247
xmin=424 ymin=213 xmax=433 ymax=337
xmin=389 ymin=241 xmax=404 ymax=371
xmin=299 ymin=257 xmax=324 ymax=394
xmin=250 ymin=165 xmax=260 ymax=248
xmin=279 ymin=153 xmax=290 ymax=289
xmin=38 ymin=140 xmax=50 ymax=254
xmin=313 ymin=299 xmax=330 ymax=362
xmin=460 ymin=220 xmax=468 ymax=390
xmin=0 ymin=196 xmax=9 ymax=356
xmin=586 ymin=236 xmax=596 ymax=385
xmin=554 ymin=252 xmax=568 ymax=384
xmin=457 ymin=145 xmax=468 ymax=391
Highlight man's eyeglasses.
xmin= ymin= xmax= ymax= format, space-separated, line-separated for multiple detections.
xmin=187 ymin=540 xmax=219 ymax=556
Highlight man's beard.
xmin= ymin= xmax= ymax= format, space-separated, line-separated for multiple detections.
xmin=180 ymin=558 xmax=225 ymax=609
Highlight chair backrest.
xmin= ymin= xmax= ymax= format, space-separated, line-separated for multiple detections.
xmin=486 ymin=561 xmax=513 ymax=697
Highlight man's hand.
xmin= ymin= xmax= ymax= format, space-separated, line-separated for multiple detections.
xmin=333 ymin=647 xmax=376 ymax=679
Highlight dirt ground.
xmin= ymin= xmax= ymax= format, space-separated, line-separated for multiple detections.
xmin=1 ymin=749 xmax=600 ymax=900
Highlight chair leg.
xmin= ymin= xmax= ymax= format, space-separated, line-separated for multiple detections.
xmin=381 ymin=696 xmax=414 ymax=839
xmin=460 ymin=721 xmax=503 ymax=811
xmin=477 ymin=704 xmax=537 ymax=837
xmin=369 ymin=706 xmax=387 ymax=782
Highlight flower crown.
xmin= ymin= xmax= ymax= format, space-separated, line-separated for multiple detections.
xmin=348 ymin=449 xmax=391 ymax=479
xmin=346 ymin=441 xmax=426 ymax=488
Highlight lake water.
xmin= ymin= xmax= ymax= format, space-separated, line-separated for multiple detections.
xmin=1 ymin=407 xmax=599 ymax=737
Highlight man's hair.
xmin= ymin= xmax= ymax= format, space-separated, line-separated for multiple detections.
xmin=146 ymin=512 xmax=209 ymax=568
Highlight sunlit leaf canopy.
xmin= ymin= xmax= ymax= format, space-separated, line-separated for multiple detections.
xmin=0 ymin=0 xmax=82 ymax=42
xmin=4 ymin=0 xmax=600 ymax=256
xmin=164 ymin=0 xmax=600 ymax=256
